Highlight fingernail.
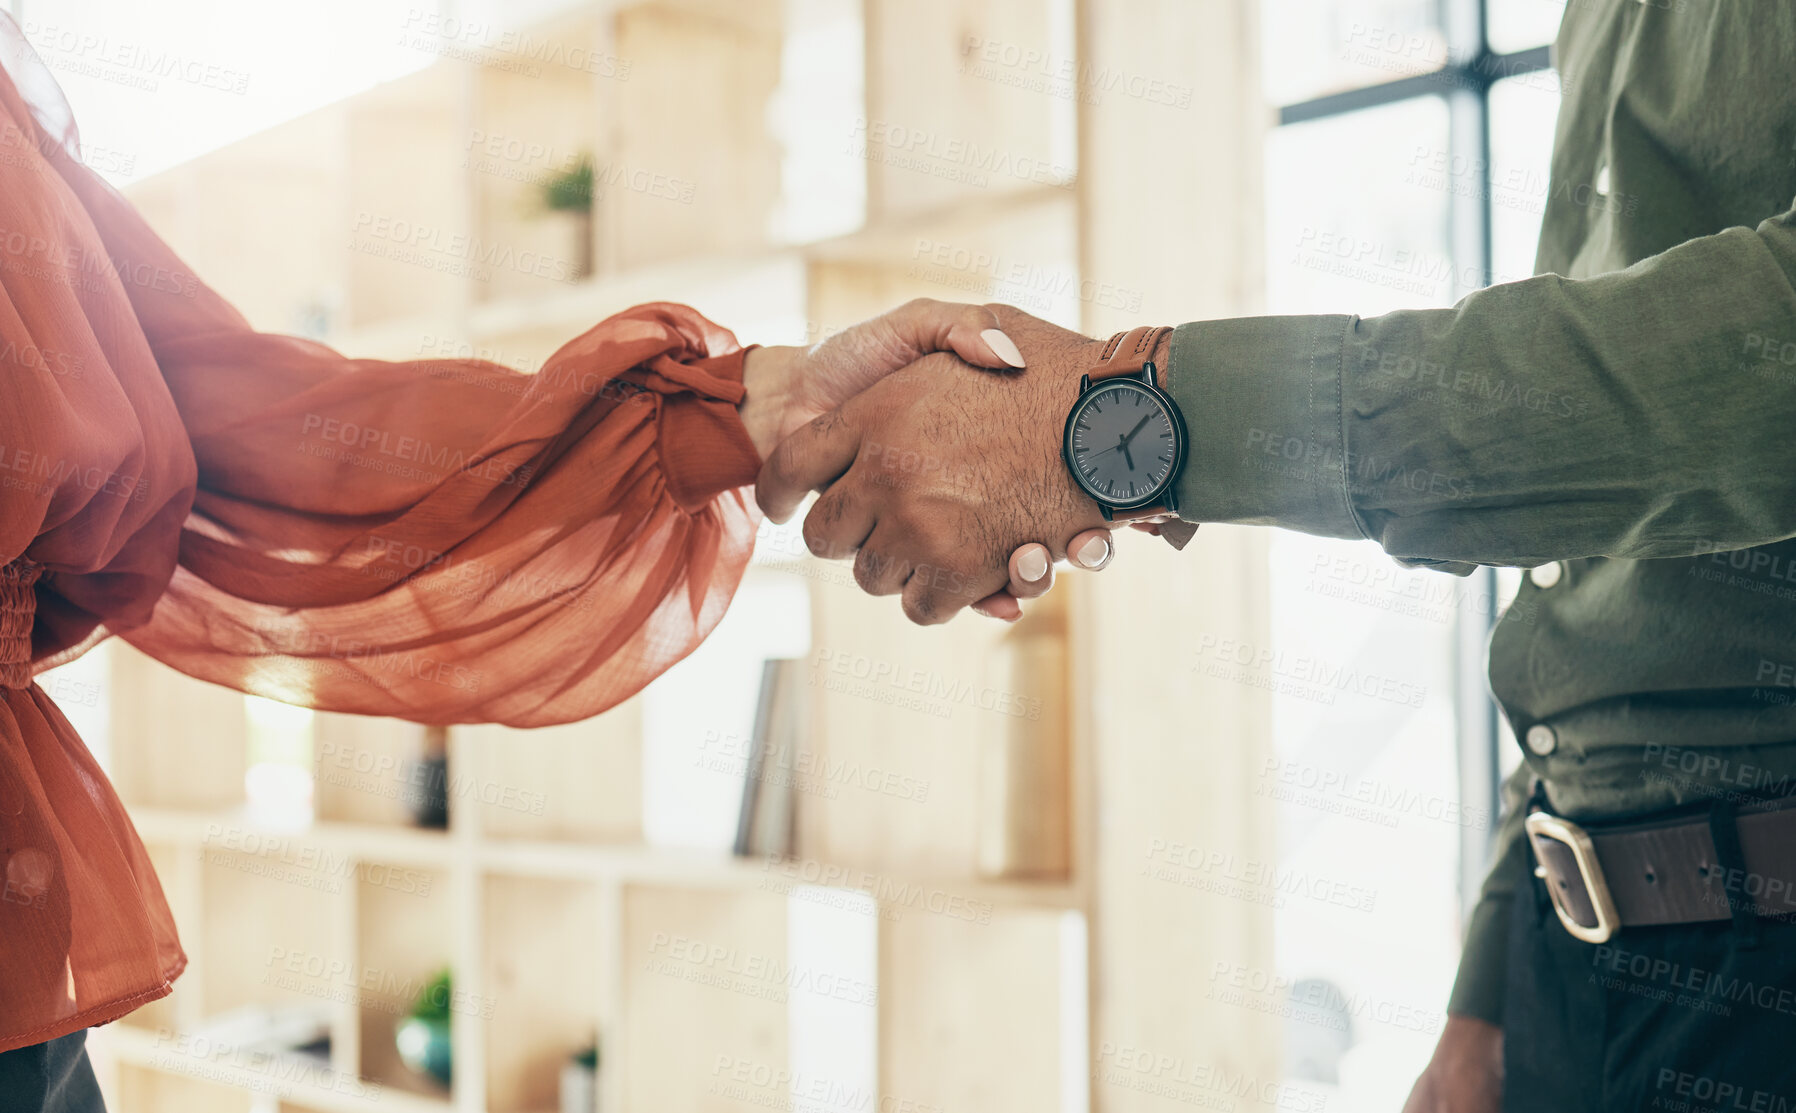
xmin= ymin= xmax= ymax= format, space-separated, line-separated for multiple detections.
xmin=1075 ymin=535 xmax=1110 ymax=568
xmin=980 ymin=328 xmax=1026 ymax=368
xmin=1017 ymin=547 xmax=1048 ymax=582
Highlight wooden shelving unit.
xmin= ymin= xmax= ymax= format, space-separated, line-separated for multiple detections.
xmin=90 ymin=2 xmax=1283 ymax=1111
xmin=99 ymin=643 xmax=1085 ymax=1113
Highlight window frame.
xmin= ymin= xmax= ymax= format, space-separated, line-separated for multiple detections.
xmin=1271 ymin=0 xmax=1554 ymax=915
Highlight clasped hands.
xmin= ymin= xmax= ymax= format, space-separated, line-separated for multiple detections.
xmin=740 ymin=299 xmax=1181 ymax=624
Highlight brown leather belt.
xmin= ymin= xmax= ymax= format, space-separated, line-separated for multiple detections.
xmin=1526 ymin=793 xmax=1796 ymax=944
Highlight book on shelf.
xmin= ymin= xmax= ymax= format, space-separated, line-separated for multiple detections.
xmin=733 ymin=657 xmax=804 ymax=859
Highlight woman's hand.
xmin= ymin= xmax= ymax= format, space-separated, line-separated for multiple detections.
xmin=739 ymin=298 xmax=1025 ymax=456
xmin=970 ymin=530 xmax=1115 ymax=621
xmin=1401 ymin=1016 xmax=1503 ymax=1113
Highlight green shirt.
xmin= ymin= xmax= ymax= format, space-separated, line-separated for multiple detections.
xmin=1163 ymin=2 xmax=1796 ymax=1024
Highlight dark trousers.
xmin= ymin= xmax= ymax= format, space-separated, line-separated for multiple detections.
xmin=1504 ymin=864 xmax=1796 ymax=1112
xmin=0 ymin=1030 xmax=104 ymax=1113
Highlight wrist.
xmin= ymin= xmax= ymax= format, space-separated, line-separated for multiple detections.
xmin=739 ymin=345 xmax=800 ymax=459
xmin=1150 ymin=328 xmax=1173 ymax=389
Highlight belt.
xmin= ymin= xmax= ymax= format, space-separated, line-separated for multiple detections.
xmin=1526 ymin=791 xmax=1796 ymax=944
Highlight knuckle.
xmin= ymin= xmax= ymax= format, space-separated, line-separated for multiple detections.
xmin=902 ymin=588 xmax=944 ymax=626
xmin=801 ymin=505 xmax=842 ymax=559
xmin=812 ymin=491 xmax=845 ymax=530
xmin=853 ymin=549 xmax=891 ymax=593
xmin=768 ymin=436 xmax=802 ymax=481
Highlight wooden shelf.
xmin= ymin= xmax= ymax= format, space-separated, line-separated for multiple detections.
xmin=321 ymin=182 xmax=1075 ymax=362
xmin=126 ymin=807 xmax=1080 ymax=911
xmin=103 ymin=1026 xmax=451 ymax=1113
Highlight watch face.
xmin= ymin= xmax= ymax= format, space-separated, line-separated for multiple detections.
xmin=1065 ymin=380 xmax=1181 ymax=506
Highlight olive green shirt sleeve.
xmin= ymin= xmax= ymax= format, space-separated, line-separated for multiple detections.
xmin=1444 ymin=765 xmax=1533 ymax=1024
xmin=1165 ymin=203 xmax=1796 ymax=1023
xmin=1165 ymin=203 xmax=1796 ymax=573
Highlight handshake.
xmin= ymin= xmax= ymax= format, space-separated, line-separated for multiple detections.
xmin=737 ymin=299 xmax=1190 ymax=624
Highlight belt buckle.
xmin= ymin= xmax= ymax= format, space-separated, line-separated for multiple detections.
xmin=1525 ymin=811 xmax=1621 ymax=944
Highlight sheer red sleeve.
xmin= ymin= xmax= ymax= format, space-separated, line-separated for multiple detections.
xmin=57 ymin=157 xmax=764 ymax=727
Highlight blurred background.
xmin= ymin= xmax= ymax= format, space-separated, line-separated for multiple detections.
xmin=14 ymin=0 xmax=1565 ymax=1109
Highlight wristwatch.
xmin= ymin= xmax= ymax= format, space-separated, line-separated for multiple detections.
xmin=1061 ymin=326 xmax=1199 ymax=550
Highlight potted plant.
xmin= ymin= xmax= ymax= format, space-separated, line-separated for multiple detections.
xmin=394 ymin=968 xmax=453 ymax=1087
xmin=561 ymin=1038 xmax=599 ymax=1113
xmin=537 ymin=155 xmax=595 ymax=280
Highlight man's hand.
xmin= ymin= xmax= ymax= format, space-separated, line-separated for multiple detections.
xmin=1400 ymin=1016 xmax=1502 ymax=1113
xmin=756 ymin=307 xmax=1115 ymax=625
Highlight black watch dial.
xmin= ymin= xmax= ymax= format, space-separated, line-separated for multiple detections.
xmin=1064 ymin=379 xmax=1181 ymax=506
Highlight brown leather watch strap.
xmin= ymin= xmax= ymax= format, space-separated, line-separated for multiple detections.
xmin=1089 ymin=327 xmax=1193 ymax=549
xmin=1091 ymin=326 xmax=1172 ymax=382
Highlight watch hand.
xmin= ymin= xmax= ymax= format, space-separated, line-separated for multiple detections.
xmin=1119 ymin=413 xmax=1153 ymax=447
xmin=1088 ymin=435 xmax=1130 ymax=459
xmin=1121 ymin=443 xmax=1135 ymax=470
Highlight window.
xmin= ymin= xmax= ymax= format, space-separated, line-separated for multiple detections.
xmin=1261 ymin=2 xmax=1558 ymax=1106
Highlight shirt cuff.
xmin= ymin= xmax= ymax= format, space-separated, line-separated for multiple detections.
xmin=1445 ymin=892 xmax=1512 ymax=1024
xmin=1445 ymin=824 xmax=1532 ymax=1024
xmin=1164 ymin=315 xmax=1364 ymax=539
xmin=657 ymin=347 xmax=762 ymax=513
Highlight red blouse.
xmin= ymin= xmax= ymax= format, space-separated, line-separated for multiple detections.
xmin=0 ymin=27 xmax=761 ymax=1051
